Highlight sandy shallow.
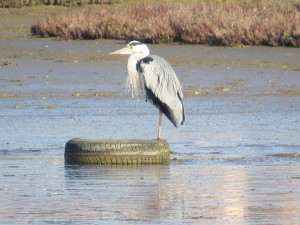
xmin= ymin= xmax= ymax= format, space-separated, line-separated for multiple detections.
xmin=1 ymin=7 xmax=300 ymax=224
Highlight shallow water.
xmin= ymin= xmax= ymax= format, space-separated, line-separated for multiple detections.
xmin=1 ymin=39 xmax=300 ymax=224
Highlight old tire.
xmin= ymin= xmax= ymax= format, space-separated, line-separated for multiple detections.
xmin=64 ymin=139 xmax=170 ymax=165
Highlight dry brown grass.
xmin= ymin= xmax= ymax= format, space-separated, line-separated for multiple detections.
xmin=0 ymin=0 xmax=121 ymax=7
xmin=30 ymin=0 xmax=300 ymax=47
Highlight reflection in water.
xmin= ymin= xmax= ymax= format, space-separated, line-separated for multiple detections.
xmin=63 ymin=161 xmax=300 ymax=224
xmin=64 ymin=164 xmax=184 ymax=223
xmin=175 ymin=163 xmax=300 ymax=224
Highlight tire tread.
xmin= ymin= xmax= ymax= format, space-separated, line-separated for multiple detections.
xmin=65 ymin=139 xmax=170 ymax=164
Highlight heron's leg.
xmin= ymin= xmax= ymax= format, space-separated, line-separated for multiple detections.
xmin=157 ymin=111 xmax=163 ymax=140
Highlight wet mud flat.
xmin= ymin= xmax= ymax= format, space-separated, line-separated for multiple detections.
xmin=1 ymin=11 xmax=300 ymax=224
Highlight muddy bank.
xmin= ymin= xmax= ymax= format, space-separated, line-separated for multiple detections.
xmin=1 ymin=38 xmax=300 ymax=99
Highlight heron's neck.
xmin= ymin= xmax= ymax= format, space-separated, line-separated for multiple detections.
xmin=130 ymin=47 xmax=150 ymax=63
xmin=127 ymin=47 xmax=150 ymax=75
xmin=126 ymin=48 xmax=149 ymax=94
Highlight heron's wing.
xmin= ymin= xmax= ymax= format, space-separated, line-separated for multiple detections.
xmin=137 ymin=55 xmax=184 ymax=127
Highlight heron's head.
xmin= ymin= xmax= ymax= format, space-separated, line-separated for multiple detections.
xmin=110 ymin=41 xmax=150 ymax=57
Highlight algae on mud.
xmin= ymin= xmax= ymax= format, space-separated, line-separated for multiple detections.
xmin=271 ymin=153 xmax=300 ymax=158
xmin=0 ymin=93 xmax=17 ymax=98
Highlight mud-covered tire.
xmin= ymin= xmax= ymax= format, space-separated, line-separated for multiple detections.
xmin=64 ymin=139 xmax=170 ymax=164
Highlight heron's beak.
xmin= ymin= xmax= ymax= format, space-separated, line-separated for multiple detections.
xmin=109 ymin=47 xmax=132 ymax=55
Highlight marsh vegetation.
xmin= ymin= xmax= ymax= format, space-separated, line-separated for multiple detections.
xmin=29 ymin=0 xmax=300 ymax=47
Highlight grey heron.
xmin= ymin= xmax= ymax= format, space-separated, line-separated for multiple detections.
xmin=110 ymin=41 xmax=185 ymax=140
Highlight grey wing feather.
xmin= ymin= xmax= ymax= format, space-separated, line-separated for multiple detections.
xmin=138 ymin=55 xmax=184 ymax=126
